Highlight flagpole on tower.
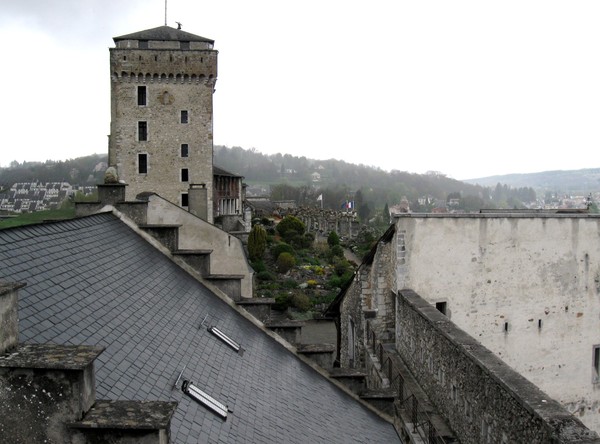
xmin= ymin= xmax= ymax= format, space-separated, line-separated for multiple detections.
xmin=165 ymin=0 xmax=168 ymax=26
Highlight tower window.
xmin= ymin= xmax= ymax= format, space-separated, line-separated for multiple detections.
xmin=181 ymin=110 xmax=188 ymax=124
xmin=181 ymin=144 xmax=189 ymax=158
xmin=593 ymin=345 xmax=600 ymax=383
xmin=181 ymin=168 xmax=189 ymax=182
xmin=137 ymin=86 xmax=147 ymax=106
xmin=139 ymin=40 xmax=148 ymax=49
xmin=138 ymin=121 xmax=148 ymax=141
xmin=138 ymin=154 xmax=148 ymax=174
xmin=435 ymin=302 xmax=447 ymax=315
xmin=181 ymin=193 xmax=189 ymax=207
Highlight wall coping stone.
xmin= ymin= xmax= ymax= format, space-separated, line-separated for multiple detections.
xmin=0 ymin=344 xmax=104 ymax=370
xmin=0 ymin=281 xmax=26 ymax=297
xmin=69 ymin=400 xmax=177 ymax=430
xmin=393 ymin=212 xmax=600 ymax=220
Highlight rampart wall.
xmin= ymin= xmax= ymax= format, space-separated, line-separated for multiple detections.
xmin=395 ymin=289 xmax=600 ymax=444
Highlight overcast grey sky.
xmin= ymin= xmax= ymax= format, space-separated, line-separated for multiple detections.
xmin=1 ymin=0 xmax=599 ymax=180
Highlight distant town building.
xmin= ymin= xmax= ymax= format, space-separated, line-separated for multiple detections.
xmin=0 ymin=182 xmax=73 ymax=213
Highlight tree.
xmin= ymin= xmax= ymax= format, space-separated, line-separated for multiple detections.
xmin=248 ymin=225 xmax=267 ymax=261
xmin=382 ymin=203 xmax=389 ymax=222
xmin=276 ymin=215 xmax=305 ymax=238
xmin=276 ymin=252 xmax=296 ymax=273
xmin=327 ymin=231 xmax=340 ymax=247
xmin=358 ymin=202 xmax=371 ymax=222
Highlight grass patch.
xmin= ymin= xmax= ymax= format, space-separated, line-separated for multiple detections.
xmin=0 ymin=208 xmax=76 ymax=230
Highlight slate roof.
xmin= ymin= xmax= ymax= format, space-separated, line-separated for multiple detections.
xmin=0 ymin=213 xmax=400 ymax=444
xmin=213 ymin=165 xmax=243 ymax=178
xmin=114 ymin=25 xmax=214 ymax=44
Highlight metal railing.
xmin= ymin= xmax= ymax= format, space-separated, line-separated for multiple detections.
xmin=366 ymin=322 xmax=446 ymax=444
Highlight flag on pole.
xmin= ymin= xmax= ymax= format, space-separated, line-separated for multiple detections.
xmin=317 ymin=194 xmax=323 ymax=201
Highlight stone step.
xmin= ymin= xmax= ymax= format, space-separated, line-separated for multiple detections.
xmin=265 ymin=320 xmax=305 ymax=344
xmin=236 ymin=298 xmax=275 ymax=323
xmin=360 ymin=388 xmax=398 ymax=417
xmin=328 ymin=368 xmax=367 ymax=394
xmin=173 ymin=249 xmax=213 ymax=276
xmin=205 ymin=274 xmax=245 ymax=301
xmin=297 ymin=343 xmax=335 ymax=368
xmin=138 ymin=224 xmax=181 ymax=252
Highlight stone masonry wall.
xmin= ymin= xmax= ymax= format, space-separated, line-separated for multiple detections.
xmin=370 ymin=240 xmax=395 ymax=334
xmin=394 ymin=214 xmax=600 ymax=433
xmin=396 ymin=289 xmax=600 ymax=444
xmin=290 ymin=207 xmax=360 ymax=238
xmin=109 ymin=45 xmax=216 ymax=221
xmin=339 ymin=278 xmax=364 ymax=369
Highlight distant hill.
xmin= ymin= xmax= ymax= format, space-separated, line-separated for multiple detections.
xmin=3 ymin=147 xmax=573 ymax=213
xmin=213 ymin=145 xmax=492 ymax=210
xmin=465 ymin=169 xmax=600 ymax=194
xmin=0 ymin=154 xmax=108 ymax=189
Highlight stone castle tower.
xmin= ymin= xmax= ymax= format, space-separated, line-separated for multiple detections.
xmin=108 ymin=25 xmax=217 ymax=222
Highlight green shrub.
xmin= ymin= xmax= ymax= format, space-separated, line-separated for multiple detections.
xmin=330 ymin=244 xmax=344 ymax=258
xmin=333 ymin=258 xmax=351 ymax=276
xmin=327 ymin=231 xmax=340 ymax=247
xmin=257 ymin=270 xmax=276 ymax=281
xmin=276 ymin=215 xmax=306 ymax=238
xmin=290 ymin=233 xmax=307 ymax=249
xmin=273 ymin=293 xmax=291 ymax=311
xmin=248 ymin=225 xmax=267 ymax=261
xmin=272 ymin=242 xmax=295 ymax=259
xmin=327 ymin=270 xmax=354 ymax=289
xmin=251 ymin=260 xmax=266 ymax=273
xmin=276 ymin=252 xmax=296 ymax=273
xmin=282 ymin=279 xmax=298 ymax=289
xmin=291 ymin=293 xmax=311 ymax=312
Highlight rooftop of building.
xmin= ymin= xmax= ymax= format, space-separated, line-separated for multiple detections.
xmin=0 ymin=213 xmax=400 ymax=443
xmin=113 ymin=25 xmax=214 ymax=44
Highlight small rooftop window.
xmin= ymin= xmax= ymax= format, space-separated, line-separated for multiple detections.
xmin=207 ymin=325 xmax=244 ymax=355
xmin=181 ymin=380 xmax=230 ymax=420
xmin=200 ymin=315 xmax=244 ymax=355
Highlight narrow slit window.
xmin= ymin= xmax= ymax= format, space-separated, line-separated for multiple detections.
xmin=593 ymin=345 xmax=600 ymax=383
xmin=137 ymin=86 xmax=147 ymax=106
xmin=435 ymin=301 xmax=447 ymax=315
xmin=181 ymin=110 xmax=188 ymax=124
xmin=138 ymin=154 xmax=148 ymax=174
xmin=181 ymin=193 xmax=189 ymax=207
xmin=138 ymin=121 xmax=148 ymax=141
xmin=181 ymin=168 xmax=189 ymax=182
xmin=181 ymin=144 xmax=189 ymax=157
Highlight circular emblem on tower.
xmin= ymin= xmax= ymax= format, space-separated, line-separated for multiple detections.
xmin=159 ymin=91 xmax=174 ymax=105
